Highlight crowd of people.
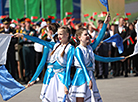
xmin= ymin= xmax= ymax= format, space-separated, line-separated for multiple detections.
xmin=0 ymin=14 xmax=138 ymax=101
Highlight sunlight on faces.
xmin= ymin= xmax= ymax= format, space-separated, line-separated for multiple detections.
xmin=57 ymin=29 xmax=69 ymax=44
xmin=79 ymin=30 xmax=90 ymax=46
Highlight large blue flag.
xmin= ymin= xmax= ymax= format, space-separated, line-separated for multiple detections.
xmin=99 ymin=0 xmax=109 ymax=12
xmin=103 ymin=33 xmax=124 ymax=54
xmin=0 ymin=65 xmax=25 ymax=101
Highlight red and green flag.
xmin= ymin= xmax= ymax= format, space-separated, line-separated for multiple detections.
xmin=116 ymin=13 xmax=119 ymax=16
xmin=70 ymin=36 xmax=77 ymax=44
xmin=11 ymin=19 xmax=18 ymax=24
xmin=124 ymin=18 xmax=129 ymax=21
xmin=84 ymin=14 xmax=89 ymax=17
xmin=93 ymin=12 xmax=97 ymax=16
xmin=129 ymin=36 xmax=134 ymax=44
xmin=126 ymin=13 xmax=131 ymax=17
xmin=31 ymin=16 xmax=38 ymax=20
xmin=83 ymin=22 xmax=87 ymax=26
xmin=29 ymin=31 xmax=34 ymax=36
xmin=0 ymin=15 xmax=7 ymax=20
xmin=63 ymin=18 xmax=67 ymax=25
xmin=66 ymin=12 xmax=72 ymax=16
xmin=70 ymin=21 xmax=75 ymax=29
xmin=41 ymin=30 xmax=47 ymax=38
xmin=48 ymin=16 xmax=55 ymax=19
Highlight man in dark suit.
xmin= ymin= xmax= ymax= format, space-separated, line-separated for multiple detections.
xmin=117 ymin=17 xmax=128 ymax=77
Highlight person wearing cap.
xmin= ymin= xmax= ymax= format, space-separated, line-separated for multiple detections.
xmin=45 ymin=18 xmax=51 ymax=25
xmin=18 ymin=18 xmax=37 ymax=84
xmin=0 ymin=17 xmax=14 ymax=33
xmin=0 ymin=17 xmax=19 ymax=81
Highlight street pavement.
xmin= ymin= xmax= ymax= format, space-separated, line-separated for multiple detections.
xmin=1 ymin=75 xmax=138 ymax=102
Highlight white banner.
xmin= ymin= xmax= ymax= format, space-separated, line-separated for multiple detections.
xmin=0 ymin=34 xmax=13 ymax=64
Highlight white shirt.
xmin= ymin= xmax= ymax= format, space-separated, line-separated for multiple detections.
xmin=34 ymin=35 xmax=43 ymax=52
xmin=118 ymin=26 xmax=123 ymax=33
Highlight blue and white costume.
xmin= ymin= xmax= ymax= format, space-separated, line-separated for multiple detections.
xmin=69 ymin=23 xmax=124 ymax=102
xmin=22 ymin=34 xmax=75 ymax=102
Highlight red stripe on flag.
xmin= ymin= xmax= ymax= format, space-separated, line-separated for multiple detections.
xmin=48 ymin=16 xmax=55 ymax=19
xmin=66 ymin=17 xmax=71 ymax=20
xmin=84 ymin=14 xmax=89 ymax=17
xmin=42 ymin=30 xmax=47 ymax=37
xmin=31 ymin=16 xmax=38 ymax=20
xmin=124 ymin=18 xmax=129 ymax=21
xmin=17 ymin=18 xmax=20 ymax=21
xmin=66 ymin=12 xmax=72 ymax=16
xmin=12 ymin=20 xmax=18 ymax=24
xmin=129 ymin=36 xmax=134 ymax=44
xmin=102 ymin=12 xmax=107 ymax=15
xmin=0 ymin=15 xmax=7 ymax=19
xmin=116 ymin=13 xmax=119 ymax=16
xmin=127 ymin=40 xmax=130 ymax=45
xmin=63 ymin=18 xmax=66 ymax=25
xmin=71 ymin=18 xmax=75 ymax=21
xmin=84 ymin=22 xmax=87 ymax=26
xmin=126 ymin=13 xmax=131 ymax=16
xmin=42 ymin=18 xmax=45 ymax=21
xmin=70 ymin=21 xmax=75 ymax=29
xmin=93 ymin=12 xmax=97 ymax=15
xmin=90 ymin=16 xmax=93 ymax=20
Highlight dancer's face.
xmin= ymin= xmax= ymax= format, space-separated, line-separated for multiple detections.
xmin=58 ymin=29 xmax=69 ymax=44
xmin=79 ymin=30 xmax=90 ymax=46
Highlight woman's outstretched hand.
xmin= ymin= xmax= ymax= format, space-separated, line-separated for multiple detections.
xmin=25 ymin=81 xmax=35 ymax=88
xmin=14 ymin=33 xmax=24 ymax=38
xmin=104 ymin=13 xmax=111 ymax=24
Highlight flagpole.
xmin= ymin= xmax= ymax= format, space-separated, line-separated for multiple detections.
xmin=34 ymin=17 xmax=42 ymax=24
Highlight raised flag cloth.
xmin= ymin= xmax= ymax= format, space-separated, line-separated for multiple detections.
xmin=0 ymin=34 xmax=13 ymax=64
xmin=0 ymin=65 xmax=25 ymax=101
xmin=102 ymin=33 xmax=124 ymax=54
xmin=0 ymin=34 xmax=25 ymax=101
xmin=99 ymin=0 xmax=109 ymax=12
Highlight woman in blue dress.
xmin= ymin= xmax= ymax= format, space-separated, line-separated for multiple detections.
xmin=26 ymin=23 xmax=60 ymax=100
xmin=69 ymin=14 xmax=125 ymax=102
xmin=15 ymin=26 xmax=75 ymax=102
